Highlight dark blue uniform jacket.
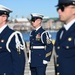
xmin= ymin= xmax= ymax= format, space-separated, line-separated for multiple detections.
xmin=30 ymin=27 xmax=53 ymax=67
xmin=0 ymin=26 xmax=25 ymax=75
xmin=55 ymin=22 xmax=75 ymax=75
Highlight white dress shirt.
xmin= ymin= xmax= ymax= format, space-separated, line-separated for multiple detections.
xmin=35 ymin=26 xmax=41 ymax=31
xmin=60 ymin=19 xmax=75 ymax=39
xmin=0 ymin=24 xmax=7 ymax=33
xmin=64 ymin=19 xmax=75 ymax=30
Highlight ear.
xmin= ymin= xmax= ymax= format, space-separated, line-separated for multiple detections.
xmin=73 ymin=8 xmax=75 ymax=15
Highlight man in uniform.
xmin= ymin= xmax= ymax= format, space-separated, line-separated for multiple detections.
xmin=28 ymin=13 xmax=53 ymax=75
xmin=0 ymin=5 xmax=25 ymax=75
xmin=55 ymin=0 xmax=75 ymax=75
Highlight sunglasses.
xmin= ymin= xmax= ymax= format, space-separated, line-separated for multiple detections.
xmin=31 ymin=17 xmax=42 ymax=22
xmin=57 ymin=4 xmax=70 ymax=12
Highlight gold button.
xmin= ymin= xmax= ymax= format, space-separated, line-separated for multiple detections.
xmin=1 ymin=40 xmax=4 ymax=43
xmin=56 ymin=64 xmax=59 ymax=67
xmin=66 ymin=46 xmax=69 ymax=49
xmin=68 ymin=37 xmax=72 ymax=41
xmin=57 ymin=46 xmax=60 ymax=49
xmin=57 ymin=72 xmax=60 ymax=75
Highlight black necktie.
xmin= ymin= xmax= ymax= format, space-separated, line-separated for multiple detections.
xmin=62 ymin=28 xmax=66 ymax=39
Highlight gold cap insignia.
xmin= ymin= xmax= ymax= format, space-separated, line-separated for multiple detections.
xmin=73 ymin=2 xmax=75 ymax=4
xmin=68 ymin=37 xmax=72 ymax=41
xmin=1 ymin=40 xmax=4 ymax=43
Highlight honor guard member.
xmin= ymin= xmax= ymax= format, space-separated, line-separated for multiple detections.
xmin=0 ymin=5 xmax=25 ymax=75
xmin=28 ymin=13 xmax=53 ymax=75
xmin=55 ymin=0 xmax=75 ymax=75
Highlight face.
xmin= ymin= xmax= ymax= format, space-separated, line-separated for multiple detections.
xmin=31 ymin=19 xmax=42 ymax=28
xmin=0 ymin=15 xmax=7 ymax=27
xmin=57 ymin=5 xmax=75 ymax=24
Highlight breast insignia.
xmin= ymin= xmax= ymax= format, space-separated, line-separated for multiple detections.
xmin=36 ymin=33 xmax=41 ymax=41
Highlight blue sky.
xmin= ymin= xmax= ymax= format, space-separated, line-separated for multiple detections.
xmin=0 ymin=0 xmax=58 ymax=18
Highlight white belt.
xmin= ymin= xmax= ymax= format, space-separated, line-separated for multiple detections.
xmin=31 ymin=46 xmax=45 ymax=49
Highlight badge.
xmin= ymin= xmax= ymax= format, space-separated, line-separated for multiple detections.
xmin=68 ymin=37 xmax=72 ymax=41
xmin=46 ymin=39 xmax=51 ymax=44
xmin=36 ymin=33 xmax=41 ymax=41
xmin=1 ymin=40 xmax=4 ymax=43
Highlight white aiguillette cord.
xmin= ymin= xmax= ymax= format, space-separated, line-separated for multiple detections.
xmin=6 ymin=31 xmax=25 ymax=52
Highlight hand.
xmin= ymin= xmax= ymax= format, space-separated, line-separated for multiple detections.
xmin=28 ymin=59 xmax=30 ymax=63
xmin=43 ymin=60 xmax=48 ymax=64
xmin=28 ymin=59 xmax=31 ymax=66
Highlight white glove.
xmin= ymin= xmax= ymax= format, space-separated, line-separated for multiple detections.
xmin=28 ymin=59 xmax=31 ymax=63
xmin=43 ymin=60 xmax=48 ymax=64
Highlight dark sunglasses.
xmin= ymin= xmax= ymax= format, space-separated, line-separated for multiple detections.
xmin=31 ymin=17 xmax=42 ymax=22
xmin=56 ymin=4 xmax=70 ymax=12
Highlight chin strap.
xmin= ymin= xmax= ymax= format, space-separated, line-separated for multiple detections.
xmin=6 ymin=31 xmax=25 ymax=53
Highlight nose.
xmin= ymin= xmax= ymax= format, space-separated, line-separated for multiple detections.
xmin=57 ymin=9 xmax=62 ymax=14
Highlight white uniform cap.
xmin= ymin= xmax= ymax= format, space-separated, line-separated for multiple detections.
xmin=0 ymin=5 xmax=12 ymax=12
xmin=31 ymin=13 xmax=44 ymax=18
xmin=27 ymin=13 xmax=44 ymax=21
xmin=0 ymin=5 xmax=12 ymax=16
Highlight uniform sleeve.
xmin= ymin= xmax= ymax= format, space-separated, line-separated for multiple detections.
xmin=41 ymin=31 xmax=53 ymax=61
xmin=9 ymin=32 xmax=25 ymax=75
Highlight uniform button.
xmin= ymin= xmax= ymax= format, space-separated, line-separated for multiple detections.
xmin=57 ymin=46 xmax=60 ymax=49
xmin=39 ymin=54 xmax=41 ymax=56
xmin=57 ymin=72 xmax=60 ymax=75
xmin=66 ymin=46 xmax=69 ymax=49
xmin=0 ymin=47 xmax=2 ymax=49
xmin=1 ymin=40 xmax=4 ymax=43
xmin=56 ymin=64 xmax=59 ymax=67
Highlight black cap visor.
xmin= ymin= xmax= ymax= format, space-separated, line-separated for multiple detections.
xmin=0 ymin=10 xmax=9 ymax=16
xmin=56 ymin=2 xmax=75 ymax=7
xmin=31 ymin=17 xmax=42 ymax=22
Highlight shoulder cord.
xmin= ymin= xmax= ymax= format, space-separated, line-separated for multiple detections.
xmin=6 ymin=31 xmax=25 ymax=52
xmin=41 ymin=30 xmax=52 ymax=44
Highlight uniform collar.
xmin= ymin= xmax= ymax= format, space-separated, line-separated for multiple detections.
xmin=35 ymin=26 xmax=41 ymax=31
xmin=64 ymin=19 xmax=75 ymax=31
xmin=0 ymin=24 xmax=7 ymax=33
